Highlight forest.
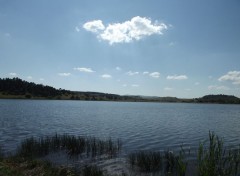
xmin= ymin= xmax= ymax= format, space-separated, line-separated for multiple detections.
xmin=0 ymin=77 xmax=240 ymax=104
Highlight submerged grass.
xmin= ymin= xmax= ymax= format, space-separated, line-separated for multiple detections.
xmin=1 ymin=132 xmax=240 ymax=176
xmin=128 ymin=151 xmax=162 ymax=172
xmin=128 ymin=150 xmax=187 ymax=175
xmin=81 ymin=165 xmax=104 ymax=176
xmin=128 ymin=132 xmax=240 ymax=176
xmin=16 ymin=134 xmax=122 ymax=159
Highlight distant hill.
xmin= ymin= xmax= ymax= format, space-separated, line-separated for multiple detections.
xmin=196 ymin=94 xmax=240 ymax=104
xmin=0 ymin=77 xmax=240 ymax=104
xmin=0 ymin=77 xmax=70 ymax=99
xmin=0 ymin=77 xmax=142 ymax=101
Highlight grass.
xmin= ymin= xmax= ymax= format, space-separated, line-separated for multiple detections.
xmin=1 ymin=132 xmax=240 ymax=175
xmin=128 ymin=150 xmax=187 ymax=175
xmin=128 ymin=151 xmax=162 ymax=172
xmin=80 ymin=165 xmax=104 ymax=176
xmin=128 ymin=132 xmax=240 ymax=176
xmin=16 ymin=134 xmax=122 ymax=159
xmin=197 ymin=131 xmax=240 ymax=176
xmin=0 ymin=157 xmax=77 ymax=176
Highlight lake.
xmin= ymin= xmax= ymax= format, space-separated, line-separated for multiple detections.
xmin=1 ymin=99 xmax=240 ymax=157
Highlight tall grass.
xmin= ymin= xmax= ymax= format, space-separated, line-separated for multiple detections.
xmin=128 ymin=151 xmax=162 ymax=172
xmin=0 ymin=146 xmax=4 ymax=160
xmin=16 ymin=134 xmax=121 ymax=159
xmin=128 ymin=150 xmax=187 ymax=175
xmin=198 ymin=131 xmax=240 ymax=176
xmin=128 ymin=132 xmax=240 ymax=176
xmin=81 ymin=165 xmax=104 ymax=176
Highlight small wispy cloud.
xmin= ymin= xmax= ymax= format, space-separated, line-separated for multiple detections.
xmin=27 ymin=76 xmax=33 ymax=80
xmin=169 ymin=42 xmax=176 ymax=46
xmin=101 ymin=74 xmax=112 ymax=79
xmin=74 ymin=67 xmax=95 ymax=73
xmin=218 ymin=71 xmax=240 ymax=85
xmin=167 ymin=75 xmax=188 ymax=80
xmin=126 ymin=71 xmax=139 ymax=76
xmin=39 ymin=78 xmax=44 ymax=81
xmin=195 ymin=82 xmax=200 ymax=86
xmin=131 ymin=84 xmax=139 ymax=87
xmin=4 ymin=33 xmax=11 ymax=37
xmin=9 ymin=72 xmax=17 ymax=76
xmin=82 ymin=16 xmax=168 ymax=45
xmin=116 ymin=66 xmax=122 ymax=71
xmin=149 ymin=72 xmax=160 ymax=78
xmin=208 ymin=85 xmax=230 ymax=90
xmin=122 ymin=84 xmax=127 ymax=87
xmin=143 ymin=71 xmax=149 ymax=75
xmin=75 ymin=26 xmax=80 ymax=32
xmin=58 ymin=73 xmax=71 ymax=77
xmin=164 ymin=87 xmax=173 ymax=91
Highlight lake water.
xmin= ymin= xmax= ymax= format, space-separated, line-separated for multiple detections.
xmin=1 ymin=99 xmax=240 ymax=157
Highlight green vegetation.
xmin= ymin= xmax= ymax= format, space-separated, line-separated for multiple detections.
xmin=127 ymin=132 xmax=240 ymax=176
xmin=128 ymin=150 xmax=188 ymax=175
xmin=1 ymin=132 xmax=240 ymax=175
xmin=16 ymin=134 xmax=121 ymax=159
xmin=198 ymin=132 xmax=240 ymax=176
xmin=1 ymin=77 xmax=240 ymax=103
xmin=196 ymin=94 xmax=240 ymax=104
xmin=128 ymin=151 xmax=163 ymax=172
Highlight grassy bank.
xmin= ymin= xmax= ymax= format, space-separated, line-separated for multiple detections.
xmin=1 ymin=132 xmax=240 ymax=176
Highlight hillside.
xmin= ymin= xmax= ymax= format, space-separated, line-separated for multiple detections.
xmin=196 ymin=94 xmax=240 ymax=104
xmin=0 ymin=77 xmax=240 ymax=104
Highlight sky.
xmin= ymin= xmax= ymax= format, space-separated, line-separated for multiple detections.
xmin=0 ymin=0 xmax=240 ymax=98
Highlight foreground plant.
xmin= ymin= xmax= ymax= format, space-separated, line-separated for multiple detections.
xmin=16 ymin=134 xmax=121 ymax=159
xmin=0 ymin=157 xmax=76 ymax=176
xmin=128 ymin=151 xmax=163 ymax=172
xmin=198 ymin=131 xmax=240 ymax=176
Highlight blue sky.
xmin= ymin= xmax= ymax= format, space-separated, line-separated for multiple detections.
xmin=1 ymin=0 xmax=240 ymax=98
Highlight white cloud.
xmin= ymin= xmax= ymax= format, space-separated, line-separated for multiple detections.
xmin=39 ymin=78 xmax=44 ymax=81
xmin=9 ymin=72 xmax=17 ymax=76
xmin=208 ymin=85 xmax=230 ymax=90
xmin=185 ymin=88 xmax=191 ymax=91
xmin=149 ymin=72 xmax=160 ymax=78
xmin=75 ymin=26 xmax=80 ymax=32
xmin=195 ymin=82 xmax=200 ymax=86
xmin=167 ymin=75 xmax=188 ymax=80
xmin=131 ymin=84 xmax=139 ymax=87
xmin=101 ymin=74 xmax=112 ymax=79
xmin=74 ymin=67 xmax=95 ymax=73
xmin=143 ymin=71 xmax=149 ymax=75
xmin=218 ymin=71 xmax=240 ymax=85
xmin=58 ymin=73 xmax=71 ymax=77
xmin=83 ymin=16 xmax=167 ymax=44
xmin=164 ymin=87 xmax=173 ymax=91
xmin=83 ymin=20 xmax=105 ymax=33
xmin=116 ymin=66 xmax=122 ymax=71
xmin=122 ymin=84 xmax=127 ymax=87
xmin=126 ymin=71 xmax=139 ymax=76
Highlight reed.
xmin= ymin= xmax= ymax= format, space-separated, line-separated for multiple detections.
xmin=81 ymin=165 xmax=104 ymax=176
xmin=197 ymin=131 xmax=240 ymax=176
xmin=128 ymin=151 xmax=163 ymax=172
xmin=16 ymin=134 xmax=121 ymax=159
xmin=0 ymin=146 xmax=4 ymax=160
